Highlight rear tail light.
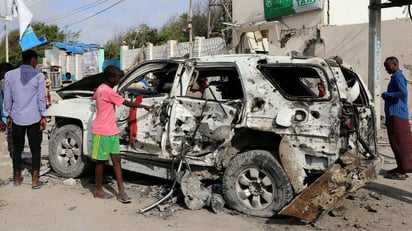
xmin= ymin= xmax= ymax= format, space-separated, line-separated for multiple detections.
xmin=340 ymin=103 xmax=356 ymax=132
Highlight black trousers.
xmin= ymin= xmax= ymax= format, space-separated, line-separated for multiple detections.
xmin=12 ymin=121 xmax=42 ymax=172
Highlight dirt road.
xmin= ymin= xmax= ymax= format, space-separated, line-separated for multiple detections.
xmin=1 ymin=131 xmax=412 ymax=231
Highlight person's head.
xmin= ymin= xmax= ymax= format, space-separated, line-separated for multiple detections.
xmin=384 ymin=56 xmax=399 ymax=75
xmin=104 ymin=65 xmax=123 ymax=87
xmin=147 ymin=74 xmax=159 ymax=86
xmin=22 ymin=50 xmax=39 ymax=68
xmin=317 ymin=82 xmax=326 ymax=97
xmin=65 ymin=72 xmax=71 ymax=80
xmin=0 ymin=62 xmax=14 ymax=79
xmin=197 ymin=77 xmax=208 ymax=90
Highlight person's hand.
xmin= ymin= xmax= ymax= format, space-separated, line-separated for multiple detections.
xmin=40 ymin=117 xmax=47 ymax=131
xmin=144 ymin=104 xmax=154 ymax=112
xmin=0 ymin=121 xmax=5 ymax=132
xmin=6 ymin=117 xmax=12 ymax=129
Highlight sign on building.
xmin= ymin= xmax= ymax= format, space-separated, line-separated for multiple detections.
xmin=83 ymin=50 xmax=100 ymax=76
xmin=264 ymin=0 xmax=323 ymax=20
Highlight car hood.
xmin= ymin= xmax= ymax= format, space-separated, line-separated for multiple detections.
xmin=56 ymin=72 xmax=105 ymax=99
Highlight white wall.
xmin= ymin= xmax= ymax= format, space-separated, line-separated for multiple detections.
xmin=326 ymin=0 xmax=407 ymax=25
xmin=232 ymin=0 xmax=324 ymax=27
xmin=232 ymin=0 xmax=324 ymax=54
xmin=231 ymin=0 xmax=408 ymax=54
xmin=232 ymin=0 xmax=407 ymax=26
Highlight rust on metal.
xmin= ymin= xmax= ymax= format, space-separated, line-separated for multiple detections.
xmin=279 ymin=152 xmax=382 ymax=222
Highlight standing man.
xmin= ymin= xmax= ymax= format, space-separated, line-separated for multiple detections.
xmin=3 ymin=50 xmax=47 ymax=188
xmin=382 ymin=56 xmax=412 ymax=180
xmin=91 ymin=65 xmax=152 ymax=203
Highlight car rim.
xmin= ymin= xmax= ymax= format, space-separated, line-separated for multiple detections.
xmin=57 ymin=136 xmax=81 ymax=167
xmin=236 ymin=167 xmax=275 ymax=210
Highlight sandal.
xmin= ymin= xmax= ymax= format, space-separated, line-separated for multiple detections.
xmin=94 ymin=192 xmax=114 ymax=200
xmin=32 ymin=179 xmax=48 ymax=189
xmin=385 ymin=171 xmax=408 ymax=181
xmin=117 ymin=193 xmax=131 ymax=203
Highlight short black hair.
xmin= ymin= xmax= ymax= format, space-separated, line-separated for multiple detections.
xmin=22 ymin=50 xmax=38 ymax=63
xmin=103 ymin=65 xmax=122 ymax=80
xmin=0 ymin=62 xmax=14 ymax=72
xmin=385 ymin=56 xmax=398 ymax=65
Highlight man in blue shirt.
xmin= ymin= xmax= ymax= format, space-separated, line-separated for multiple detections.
xmin=3 ymin=50 xmax=47 ymax=188
xmin=382 ymin=56 xmax=412 ymax=180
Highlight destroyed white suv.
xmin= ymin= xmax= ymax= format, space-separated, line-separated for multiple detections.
xmin=47 ymin=54 xmax=382 ymax=221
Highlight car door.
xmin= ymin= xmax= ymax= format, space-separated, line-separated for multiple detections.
xmin=166 ymin=62 xmax=244 ymax=159
xmin=115 ymin=60 xmax=182 ymax=154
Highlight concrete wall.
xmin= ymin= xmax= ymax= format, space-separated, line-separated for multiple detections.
xmin=232 ymin=0 xmax=324 ymax=54
xmin=320 ymin=19 xmax=412 ymax=120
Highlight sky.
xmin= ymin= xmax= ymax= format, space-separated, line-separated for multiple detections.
xmin=0 ymin=0 xmax=190 ymax=44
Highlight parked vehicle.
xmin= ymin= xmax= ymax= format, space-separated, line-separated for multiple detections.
xmin=46 ymin=54 xmax=382 ymax=221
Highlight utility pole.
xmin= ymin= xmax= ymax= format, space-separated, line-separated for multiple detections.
xmin=189 ymin=0 xmax=193 ymax=58
xmin=368 ymin=0 xmax=381 ymax=129
xmin=5 ymin=20 xmax=8 ymax=62
xmin=207 ymin=0 xmax=222 ymax=38
xmin=0 ymin=1 xmax=14 ymax=62
xmin=0 ymin=16 xmax=9 ymax=62
xmin=1 ymin=0 xmax=12 ymax=62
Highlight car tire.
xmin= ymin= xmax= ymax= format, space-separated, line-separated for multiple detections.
xmin=222 ymin=150 xmax=293 ymax=217
xmin=49 ymin=124 xmax=91 ymax=178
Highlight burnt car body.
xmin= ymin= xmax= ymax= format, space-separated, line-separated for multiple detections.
xmin=46 ymin=54 xmax=382 ymax=221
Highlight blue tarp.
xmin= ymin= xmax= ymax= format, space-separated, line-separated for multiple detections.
xmin=52 ymin=42 xmax=100 ymax=54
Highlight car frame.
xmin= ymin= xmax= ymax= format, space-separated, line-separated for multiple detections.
xmin=46 ymin=54 xmax=382 ymax=221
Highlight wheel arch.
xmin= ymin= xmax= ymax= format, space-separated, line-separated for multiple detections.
xmin=52 ymin=117 xmax=91 ymax=156
xmin=48 ymin=122 xmax=92 ymax=178
xmin=230 ymin=127 xmax=282 ymax=158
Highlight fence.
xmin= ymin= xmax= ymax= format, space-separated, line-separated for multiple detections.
xmin=121 ymin=37 xmax=230 ymax=72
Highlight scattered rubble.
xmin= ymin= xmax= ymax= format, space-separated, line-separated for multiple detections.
xmin=368 ymin=191 xmax=382 ymax=200
xmin=63 ymin=178 xmax=76 ymax=186
xmin=328 ymin=206 xmax=348 ymax=217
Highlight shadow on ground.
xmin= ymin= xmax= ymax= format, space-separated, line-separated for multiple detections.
xmin=365 ymin=181 xmax=412 ymax=204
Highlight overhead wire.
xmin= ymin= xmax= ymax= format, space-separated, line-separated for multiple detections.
xmin=41 ymin=0 xmax=110 ymax=23
xmin=65 ymin=0 xmax=125 ymax=27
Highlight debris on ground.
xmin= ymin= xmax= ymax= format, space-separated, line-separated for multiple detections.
xmin=328 ymin=206 xmax=348 ymax=217
xmin=63 ymin=178 xmax=76 ymax=186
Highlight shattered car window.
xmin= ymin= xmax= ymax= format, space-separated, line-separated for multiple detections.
xmin=185 ymin=67 xmax=244 ymax=100
xmin=258 ymin=65 xmax=329 ymax=100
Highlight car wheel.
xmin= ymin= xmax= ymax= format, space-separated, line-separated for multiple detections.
xmin=49 ymin=124 xmax=91 ymax=178
xmin=222 ymin=150 xmax=294 ymax=217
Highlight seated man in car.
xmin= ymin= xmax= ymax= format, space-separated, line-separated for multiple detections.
xmin=128 ymin=74 xmax=159 ymax=95
xmin=187 ymin=77 xmax=208 ymax=98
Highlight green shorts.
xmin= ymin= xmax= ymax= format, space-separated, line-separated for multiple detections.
xmin=91 ymin=134 xmax=120 ymax=161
